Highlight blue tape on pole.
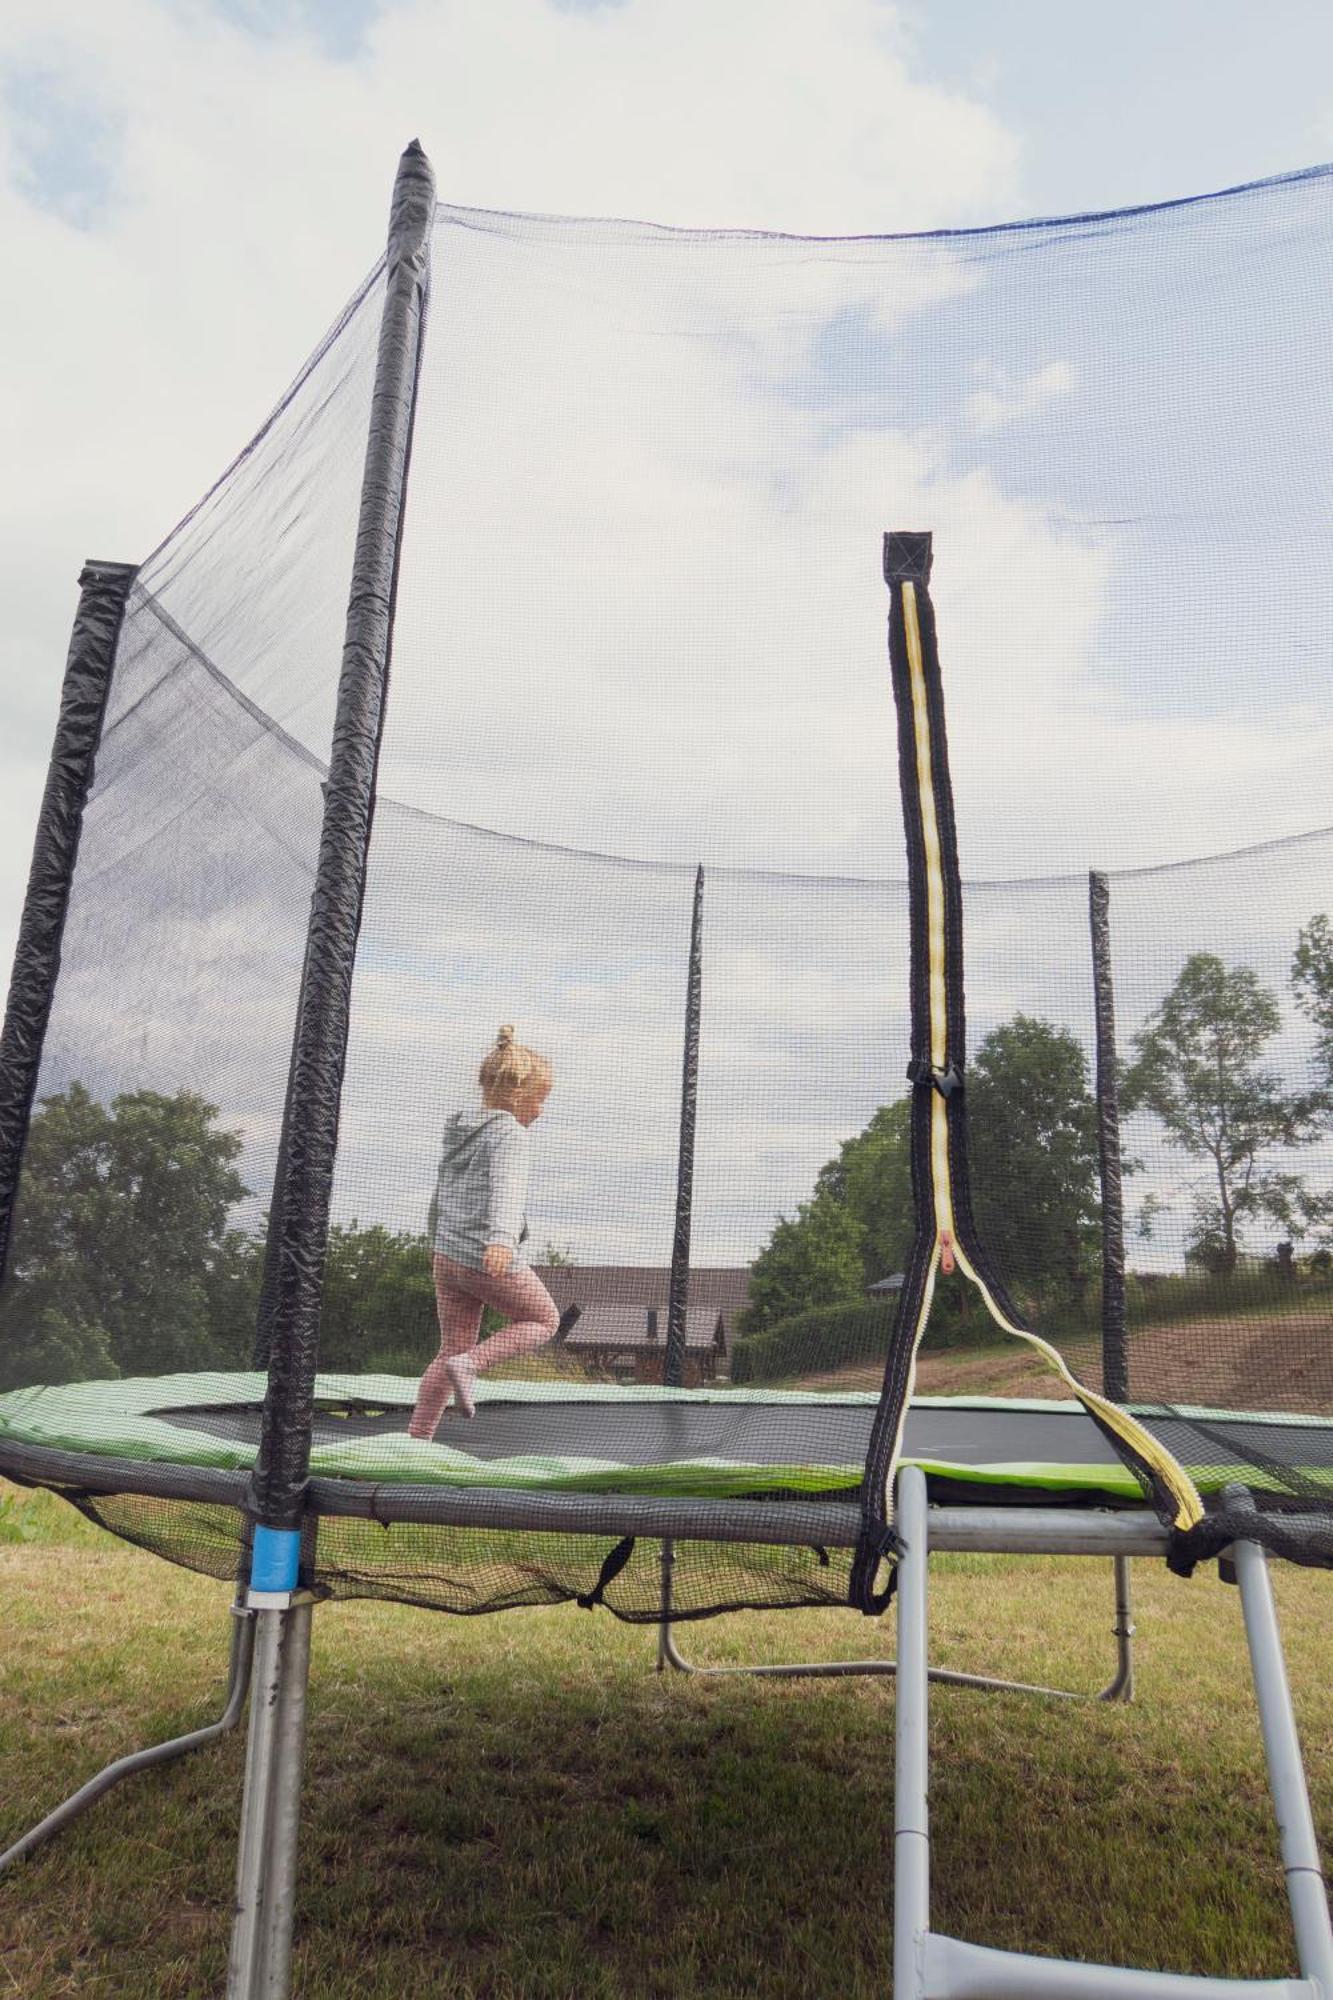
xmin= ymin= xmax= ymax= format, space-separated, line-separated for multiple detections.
xmin=250 ymin=1525 xmax=301 ymax=1593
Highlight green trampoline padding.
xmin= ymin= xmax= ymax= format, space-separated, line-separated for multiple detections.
xmin=2 ymin=1372 xmax=1330 ymax=1505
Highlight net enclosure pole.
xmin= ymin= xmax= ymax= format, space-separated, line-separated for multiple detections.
xmin=251 ymin=939 xmax=309 ymax=1370
xmin=663 ymin=865 xmax=704 ymax=1390
xmin=893 ymin=1463 xmax=932 ymax=2000
xmin=1089 ymin=869 xmax=1135 ymax=1702
xmin=1089 ymin=870 xmax=1128 ymax=1403
xmin=248 ymin=138 xmax=435 ymax=1540
xmin=227 ymin=140 xmax=435 ymax=2000
xmin=0 ymin=560 xmax=137 ymax=1281
xmin=658 ymin=867 xmax=703 ymax=1646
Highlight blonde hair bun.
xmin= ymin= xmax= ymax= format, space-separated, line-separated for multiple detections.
xmin=479 ymin=1024 xmax=552 ymax=1104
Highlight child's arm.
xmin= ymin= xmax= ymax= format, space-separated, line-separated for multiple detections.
xmin=485 ymin=1120 xmax=530 ymax=1273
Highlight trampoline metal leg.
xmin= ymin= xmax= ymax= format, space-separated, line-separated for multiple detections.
xmin=1233 ymin=1513 xmax=1333 ymax=1995
xmin=894 ymin=1463 xmax=932 ymax=2000
xmin=897 ymin=1467 xmax=1331 ymax=2000
xmin=0 ymin=1595 xmax=255 ymax=1876
xmin=656 ymin=1536 xmax=675 ymax=1671
xmin=656 ymin=1536 xmax=1135 ymax=1704
xmin=227 ymin=1596 xmax=314 ymax=2000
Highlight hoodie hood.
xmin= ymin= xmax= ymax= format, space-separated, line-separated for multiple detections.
xmin=427 ymin=1107 xmax=533 ymax=1268
xmin=438 ymin=1106 xmax=516 ymax=1163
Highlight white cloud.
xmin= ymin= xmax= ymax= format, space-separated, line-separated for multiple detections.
xmin=966 ymin=359 xmax=1074 ymax=434
xmin=0 ymin=0 xmax=1025 ymax=975
xmin=6 ymin=1 xmax=1333 ymax=1291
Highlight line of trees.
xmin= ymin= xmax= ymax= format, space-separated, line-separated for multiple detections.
xmin=3 ymin=914 xmax=1333 ymax=1389
xmin=1125 ymin=948 xmax=1327 ymax=1275
xmin=0 ymin=1084 xmax=438 ymax=1392
xmin=742 ymin=919 xmax=1333 ymax=1338
xmin=742 ymin=1014 xmax=1102 ymax=1336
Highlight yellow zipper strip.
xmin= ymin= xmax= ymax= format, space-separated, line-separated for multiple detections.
xmin=892 ymin=581 xmax=1204 ymax=1535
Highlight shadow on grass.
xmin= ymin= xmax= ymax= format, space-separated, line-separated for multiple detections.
xmin=3 ymin=1633 xmax=1314 ymax=1998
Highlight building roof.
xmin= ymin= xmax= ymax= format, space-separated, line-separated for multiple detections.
xmin=533 ymin=1265 xmax=750 ymax=1316
xmin=561 ymin=1304 xmax=729 ymax=1353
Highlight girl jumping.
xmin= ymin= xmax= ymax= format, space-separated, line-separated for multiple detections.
xmin=409 ymin=1025 xmax=559 ymax=1437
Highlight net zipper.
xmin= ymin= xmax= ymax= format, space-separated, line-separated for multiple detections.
xmin=876 ymin=579 xmax=1205 ymax=1540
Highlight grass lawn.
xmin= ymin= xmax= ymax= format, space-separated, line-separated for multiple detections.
xmin=1 ymin=1481 xmax=1330 ymax=1998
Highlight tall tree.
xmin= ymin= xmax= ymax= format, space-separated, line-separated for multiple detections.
xmin=0 ymin=1084 xmax=255 ymax=1390
xmin=1293 ymin=912 xmax=1333 ymax=1089
xmin=741 ymin=1189 xmax=867 ymax=1335
xmin=318 ymin=1221 xmax=437 ymax=1372
xmin=815 ymin=1098 xmax=914 ymax=1287
xmin=965 ymin=1015 xmax=1102 ymax=1313
xmin=743 ymin=1014 xmax=1102 ymax=1332
xmin=1124 ymin=953 xmax=1318 ymax=1274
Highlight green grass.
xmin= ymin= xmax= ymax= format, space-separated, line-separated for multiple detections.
xmin=1 ymin=1483 xmax=1330 ymax=1997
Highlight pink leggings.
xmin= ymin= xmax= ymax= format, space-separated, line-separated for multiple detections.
xmin=409 ymin=1253 xmax=559 ymax=1436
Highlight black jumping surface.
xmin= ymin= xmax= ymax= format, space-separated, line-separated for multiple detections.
xmin=151 ymin=1394 xmax=1332 ymax=1485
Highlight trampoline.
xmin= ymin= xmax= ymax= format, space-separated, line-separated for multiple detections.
xmin=2 ymin=140 xmax=1333 ymax=1997
xmin=4 ymin=1372 xmax=1332 ymax=1510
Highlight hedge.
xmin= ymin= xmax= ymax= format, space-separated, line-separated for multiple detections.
xmin=730 ymin=1301 xmax=894 ymax=1384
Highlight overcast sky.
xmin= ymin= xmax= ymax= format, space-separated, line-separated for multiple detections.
xmin=4 ymin=0 xmax=1333 ymax=976
xmin=6 ymin=1 xmax=1333 ymax=1268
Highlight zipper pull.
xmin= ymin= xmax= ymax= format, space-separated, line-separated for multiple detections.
xmin=938 ymin=1229 xmax=955 ymax=1275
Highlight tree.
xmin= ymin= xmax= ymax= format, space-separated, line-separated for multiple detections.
xmin=742 ymin=1014 xmax=1102 ymax=1334
xmin=0 ymin=1084 xmax=254 ymax=1390
xmin=965 ymin=1015 xmax=1102 ymax=1313
xmin=1124 ymin=953 xmax=1319 ymax=1275
xmin=318 ymin=1221 xmax=437 ymax=1372
xmin=741 ymin=1189 xmax=867 ymax=1335
xmin=1293 ymin=913 xmax=1333 ymax=1088
xmin=815 ymin=1098 xmax=914 ymax=1287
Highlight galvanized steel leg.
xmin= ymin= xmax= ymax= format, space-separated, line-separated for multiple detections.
xmin=227 ymin=1596 xmax=314 ymax=2000
xmin=901 ymin=1474 xmax=1329 ymax=1999
xmin=656 ymin=1537 xmax=675 ymax=1671
xmin=1231 ymin=1505 xmax=1333 ymax=1995
xmin=895 ymin=1464 xmax=932 ymax=2000
xmin=0 ymin=1595 xmax=254 ymax=1875
xmin=923 ymin=1933 xmax=1320 ymax=1996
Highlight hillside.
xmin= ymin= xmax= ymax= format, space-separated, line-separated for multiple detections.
xmin=777 ymin=1305 xmax=1333 ymax=1414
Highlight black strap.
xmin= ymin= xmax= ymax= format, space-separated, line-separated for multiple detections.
xmin=553 ymin=1303 xmax=582 ymax=1346
xmin=850 ymin=1522 xmax=899 ymax=1615
xmin=576 ymin=1535 xmax=637 ymax=1609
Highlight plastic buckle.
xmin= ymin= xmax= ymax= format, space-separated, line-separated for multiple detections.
xmin=906 ymin=1058 xmax=964 ymax=1099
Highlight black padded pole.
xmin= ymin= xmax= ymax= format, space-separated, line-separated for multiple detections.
xmin=251 ymin=938 xmax=308 ymax=1372
xmin=1089 ymin=870 xmax=1129 ymax=1402
xmin=249 ymin=140 xmax=435 ymax=1530
xmin=663 ymin=866 xmax=704 ymax=1390
xmin=0 ymin=560 xmax=138 ymax=1282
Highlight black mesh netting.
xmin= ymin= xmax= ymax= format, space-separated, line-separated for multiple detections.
xmin=3 ymin=166 xmax=1333 ymax=1612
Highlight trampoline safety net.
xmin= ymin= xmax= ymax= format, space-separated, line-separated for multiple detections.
xmin=2 ymin=153 xmax=1333 ymax=1619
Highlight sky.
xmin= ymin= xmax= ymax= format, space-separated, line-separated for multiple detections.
xmin=4 ymin=0 xmax=1333 ymax=1267
xmin=4 ymin=0 xmax=1333 ymax=955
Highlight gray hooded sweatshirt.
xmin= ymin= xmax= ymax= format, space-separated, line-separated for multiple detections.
xmin=426 ymin=1108 xmax=531 ymax=1270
